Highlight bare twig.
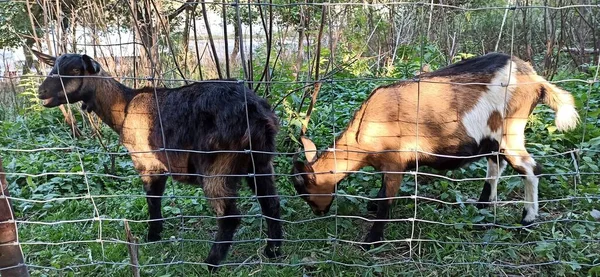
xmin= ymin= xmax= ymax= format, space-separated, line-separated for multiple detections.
xmin=192 ymin=6 xmax=204 ymax=80
xmin=168 ymin=0 xmax=198 ymax=21
xmin=124 ymin=221 xmax=140 ymax=277
xmin=223 ymin=2 xmax=231 ymax=78
xmin=201 ymin=0 xmax=223 ymax=79
xmin=301 ymin=6 xmax=327 ymax=135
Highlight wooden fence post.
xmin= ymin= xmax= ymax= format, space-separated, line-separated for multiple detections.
xmin=0 ymin=157 xmax=29 ymax=277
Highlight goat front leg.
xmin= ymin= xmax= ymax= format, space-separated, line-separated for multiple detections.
xmin=363 ymin=172 xmax=403 ymax=249
xmin=477 ymin=157 xmax=507 ymax=209
xmin=367 ymin=176 xmax=386 ymax=213
xmin=204 ymin=177 xmax=241 ymax=271
xmin=246 ymin=163 xmax=283 ymax=259
xmin=143 ymin=175 xmax=167 ymax=241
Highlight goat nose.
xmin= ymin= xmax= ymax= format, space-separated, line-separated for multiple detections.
xmin=37 ymin=88 xmax=47 ymax=98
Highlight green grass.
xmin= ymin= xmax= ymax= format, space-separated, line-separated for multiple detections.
xmin=1 ymin=68 xmax=599 ymax=276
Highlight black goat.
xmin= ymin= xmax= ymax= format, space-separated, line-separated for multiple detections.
xmin=32 ymin=50 xmax=282 ymax=269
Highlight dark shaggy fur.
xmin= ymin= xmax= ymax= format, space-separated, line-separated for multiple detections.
xmin=32 ymin=50 xmax=282 ymax=270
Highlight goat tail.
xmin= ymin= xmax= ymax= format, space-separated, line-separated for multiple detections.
xmin=540 ymin=81 xmax=580 ymax=132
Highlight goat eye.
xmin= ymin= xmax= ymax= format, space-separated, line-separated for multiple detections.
xmin=72 ymin=69 xmax=81 ymax=75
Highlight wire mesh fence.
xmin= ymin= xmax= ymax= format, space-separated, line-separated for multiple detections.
xmin=1 ymin=0 xmax=599 ymax=276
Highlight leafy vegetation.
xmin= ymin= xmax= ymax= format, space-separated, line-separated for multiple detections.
xmin=1 ymin=45 xmax=599 ymax=276
xmin=1 ymin=0 xmax=600 ymax=276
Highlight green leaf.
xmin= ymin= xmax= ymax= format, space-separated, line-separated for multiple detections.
xmin=568 ymin=260 xmax=581 ymax=271
xmin=26 ymin=176 xmax=34 ymax=187
xmin=471 ymin=215 xmax=485 ymax=223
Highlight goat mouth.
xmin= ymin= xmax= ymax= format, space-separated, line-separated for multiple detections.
xmin=39 ymin=96 xmax=60 ymax=107
xmin=312 ymin=209 xmax=327 ymax=216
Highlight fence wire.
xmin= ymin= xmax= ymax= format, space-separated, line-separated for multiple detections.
xmin=1 ymin=0 xmax=600 ymax=276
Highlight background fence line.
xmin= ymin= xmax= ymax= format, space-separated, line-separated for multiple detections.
xmin=1 ymin=0 xmax=599 ymax=275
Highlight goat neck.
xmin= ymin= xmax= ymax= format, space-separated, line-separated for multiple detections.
xmin=86 ymin=71 xmax=132 ymax=133
xmin=308 ymin=130 xmax=368 ymax=189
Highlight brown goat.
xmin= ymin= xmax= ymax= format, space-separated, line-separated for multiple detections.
xmin=292 ymin=53 xmax=579 ymax=246
xmin=31 ymin=50 xmax=282 ymax=269
xmin=1 ymin=158 xmax=30 ymax=276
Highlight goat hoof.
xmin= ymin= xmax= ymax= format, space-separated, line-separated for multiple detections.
xmin=520 ymin=209 xmax=537 ymax=228
xmin=475 ymin=202 xmax=489 ymax=209
xmin=204 ymin=257 xmax=220 ymax=273
xmin=264 ymin=245 xmax=282 ymax=259
xmin=146 ymin=232 xmax=161 ymax=242
xmin=520 ymin=219 xmax=535 ymax=228
xmin=206 ymin=265 xmax=218 ymax=273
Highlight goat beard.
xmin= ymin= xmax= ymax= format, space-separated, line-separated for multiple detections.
xmin=80 ymin=102 xmax=94 ymax=113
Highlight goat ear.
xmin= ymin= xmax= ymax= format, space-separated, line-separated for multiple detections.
xmin=292 ymin=160 xmax=314 ymax=193
xmin=301 ymin=136 xmax=318 ymax=163
xmin=31 ymin=49 xmax=56 ymax=66
xmin=293 ymin=160 xmax=313 ymax=174
xmin=82 ymin=54 xmax=101 ymax=74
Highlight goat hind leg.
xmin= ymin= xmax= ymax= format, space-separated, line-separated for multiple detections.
xmin=521 ymin=162 xmax=541 ymax=226
xmin=246 ymin=163 xmax=283 ymax=259
xmin=143 ymin=175 xmax=167 ymax=242
xmin=204 ymin=178 xmax=241 ymax=271
xmin=504 ymin=152 xmax=542 ymax=226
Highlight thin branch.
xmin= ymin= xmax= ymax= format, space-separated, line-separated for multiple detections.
xmin=201 ymin=0 xmax=223 ymax=78
xmin=223 ymin=2 xmax=230 ymax=78
xmin=301 ymin=6 xmax=327 ymax=136
xmin=168 ymin=0 xmax=198 ymax=21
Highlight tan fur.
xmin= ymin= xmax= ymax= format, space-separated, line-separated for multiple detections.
xmin=303 ymin=75 xmax=493 ymax=206
xmin=294 ymin=54 xmax=581 ymax=245
xmin=301 ymin=56 xmax=578 ymax=220
xmin=81 ymin=77 xmax=199 ymax=183
xmin=203 ymin=153 xmax=241 ymax=215
xmin=89 ymin=77 xmax=130 ymax=132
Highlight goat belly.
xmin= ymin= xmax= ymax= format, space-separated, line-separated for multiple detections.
xmin=422 ymin=137 xmax=499 ymax=170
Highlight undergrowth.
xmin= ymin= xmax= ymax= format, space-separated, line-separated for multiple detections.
xmin=1 ymin=50 xmax=599 ymax=276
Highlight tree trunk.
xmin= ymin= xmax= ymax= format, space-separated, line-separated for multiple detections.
xmin=542 ymin=1 xmax=556 ymax=78
xmin=230 ymin=23 xmax=240 ymax=64
xmin=21 ymin=40 xmax=37 ymax=75
xmin=521 ymin=1 xmax=532 ymax=62
xmin=293 ymin=20 xmax=306 ymax=80
xmin=134 ymin=0 xmax=160 ymax=78
xmin=0 ymin=158 xmax=30 ymax=277
xmin=182 ymin=8 xmax=191 ymax=73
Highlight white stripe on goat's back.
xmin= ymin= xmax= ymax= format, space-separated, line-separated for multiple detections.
xmin=461 ymin=60 xmax=518 ymax=143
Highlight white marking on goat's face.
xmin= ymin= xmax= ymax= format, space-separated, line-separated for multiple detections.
xmin=461 ymin=61 xmax=517 ymax=143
